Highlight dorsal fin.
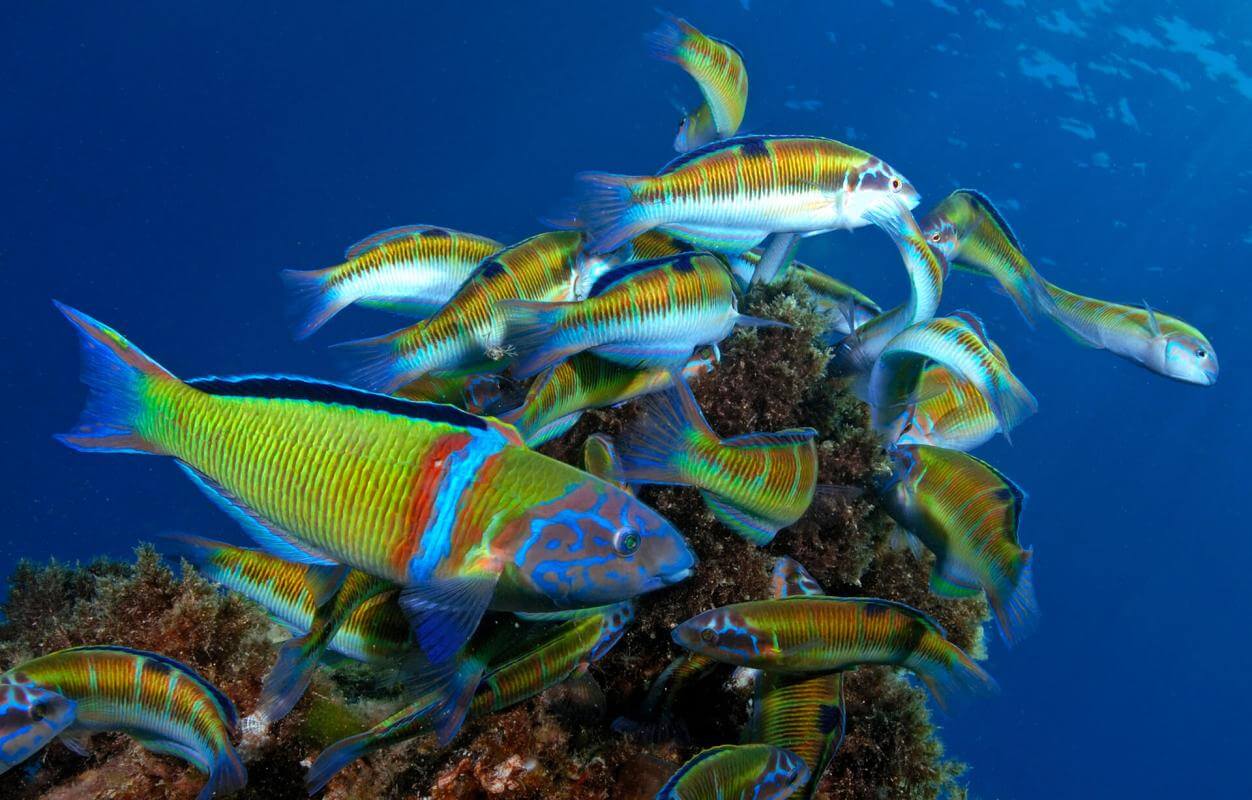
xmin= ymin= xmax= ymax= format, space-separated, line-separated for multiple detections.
xmin=966 ymin=452 xmax=1028 ymax=535
xmin=586 ymin=254 xmax=692 ymax=297
xmin=949 ymin=310 xmax=992 ymax=348
xmin=795 ymin=596 xmax=949 ymax=638
xmin=955 ymin=189 xmax=1025 ymax=251
xmin=721 ymin=428 xmax=817 ymax=448
xmin=58 ymin=646 xmax=239 ymax=728
xmin=657 ymin=134 xmax=838 ymax=174
xmin=187 ymin=374 xmax=488 ymax=430
xmin=344 ymin=225 xmax=444 ymax=260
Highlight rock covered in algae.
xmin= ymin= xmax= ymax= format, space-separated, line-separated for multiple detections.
xmin=0 ymin=284 xmax=986 ymax=800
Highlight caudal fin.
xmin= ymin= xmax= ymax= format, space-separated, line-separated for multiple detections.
xmin=574 ymin=172 xmax=651 ymax=253
xmin=330 ymin=327 xmax=417 ymax=393
xmin=644 ymin=14 xmax=696 ymax=64
xmin=501 ymin=300 xmax=583 ymax=378
xmin=614 ymin=376 xmax=715 ymax=487
xmin=253 ymin=637 xmax=320 ymax=729
xmin=280 ymin=268 xmax=350 ymax=340
xmin=989 ymin=548 xmax=1039 ymax=647
xmin=54 ymin=301 xmax=174 ymax=454
xmin=305 ymin=730 xmax=373 ymax=795
xmin=988 ymin=369 xmax=1038 ymax=443
xmin=199 ymin=745 xmax=248 ymax=800
xmin=913 ymin=643 xmax=998 ymax=711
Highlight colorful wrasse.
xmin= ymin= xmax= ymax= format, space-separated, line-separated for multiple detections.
xmin=334 ymin=230 xmax=587 ymax=393
xmin=2 ymin=647 xmax=245 ymax=799
xmin=673 ymin=596 xmax=995 ymax=707
xmin=869 ymin=312 xmax=1036 ymax=444
xmin=55 ymin=302 xmax=694 ymax=743
xmin=921 ymin=190 xmax=1055 ymax=325
xmin=500 ymin=349 xmax=717 ymax=447
xmin=645 ymin=14 xmax=748 ymax=152
xmin=613 ymin=377 xmax=817 ymax=545
xmin=280 ymin=225 xmax=503 ymax=340
xmin=1043 ymin=283 xmax=1218 ymax=386
xmin=306 ymin=602 xmax=634 ymax=794
xmin=748 ymin=558 xmax=844 ymax=800
xmin=655 ymin=744 xmax=810 ymax=800
xmin=880 ymin=445 xmax=1037 ymax=645
xmin=830 ymin=202 xmax=948 ymax=378
xmin=503 ymin=253 xmax=753 ymax=379
xmin=171 ymin=535 xmax=408 ymax=666
xmin=889 ymin=362 xmax=1002 ymax=452
xmin=575 ymin=135 xmax=919 ymax=254
xmin=0 ymin=682 xmax=76 ymax=775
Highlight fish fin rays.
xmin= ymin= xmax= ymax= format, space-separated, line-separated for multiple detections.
xmin=398 ymin=574 xmax=499 ymax=665
xmin=700 ymin=490 xmax=780 ymax=545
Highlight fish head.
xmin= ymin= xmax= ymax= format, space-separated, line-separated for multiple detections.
xmin=671 ymin=605 xmax=767 ymax=666
xmin=846 ymin=158 xmax=922 ymax=226
xmin=0 ymin=681 xmax=76 ymax=772
xmin=918 ymin=200 xmax=965 ymax=260
xmin=509 ymin=481 xmax=696 ymax=607
xmin=673 ymin=105 xmax=717 ymax=153
xmin=1154 ymin=330 xmax=1218 ymax=386
xmin=761 ymin=747 xmax=813 ymax=798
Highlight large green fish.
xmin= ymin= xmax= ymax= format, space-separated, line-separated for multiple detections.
xmin=54 ymin=302 xmax=694 ymax=743
xmin=655 ymin=744 xmax=810 ymax=800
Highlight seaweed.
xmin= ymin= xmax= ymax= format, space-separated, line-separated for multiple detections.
xmin=1 ymin=285 xmax=986 ymax=800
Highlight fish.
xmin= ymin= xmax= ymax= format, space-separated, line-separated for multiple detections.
xmin=2 ymin=647 xmax=246 ymax=800
xmin=54 ymin=301 xmax=695 ymax=743
xmin=1042 ymin=285 xmax=1218 ymax=386
xmin=830 ymin=201 xmax=949 ymax=378
xmin=612 ymin=377 xmax=818 ymax=545
xmin=499 ymin=349 xmax=717 ymax=447
xmin=672 ymin=596 xmax=995 ymax=707
xmin=305 ymin=602 xmax=634 ymax=794
xmin=879 ymin=445 xmax=1038 ymax=645
xmin=574 ymin=135 xmax=920 ymax=255
xmin=920 ymin=190 xmax=1055 ymax=325
xmin=279 ymin=225 xmax=504 ymax=340
xmin=869 ymin=312 xmax=1036 ymax=444
xmin=654 ymin=743 xmax=810 ymax=800
xmin=334 ymin=230 xmax=587 ymax=393
xmin=644 ymin=14 xmax=749 ymax=152
xmin=169 ymin=534 xmax=409 ymax=666
xmin=0 ymin=682 xmax=76 ymax=775
xmin=746 ymin=558 xmax=845 ymax=800
xmin=502 ymin=253 xmax=761 ymax=379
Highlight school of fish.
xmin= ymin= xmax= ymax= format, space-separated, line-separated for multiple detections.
xmin=6 ymin=12 xmax=1216 ymax=800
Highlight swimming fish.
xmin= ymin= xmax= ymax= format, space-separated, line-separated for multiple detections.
xmin=500 ymin=349 xmax=717 ymax=447
xmin=654 ymin=743 xmax=810 ymax=800
xmin=2 ymin=647 xmax=246 ymax=799
xmin=280 ymin=225 xmax=504 ymax=340
xmin=575 ymin=135 xmax=920 ymax=255
xmin=645 ymin=14 xmax=749 ymax=152
xmin=746 ymin=558 xmax=845 ymax=800
xmin=334 ymin=230 xmax=587 ymax=393
xmin=879 ymin=445 xmax=1038 ymax=645
xmin=0 ymin=682 xmax=76 ymax=775
xmin=306 ymin=602 xmax=634 ymax=794
xmin=612 ymin=377 xmax=818 ymax=545
xmin=54 ymin=302 xmax=695 ymax=743
xmin=170 ymin=534 xmax=409 ymax=666
xmin=673 ymin=596 xmax=995 ymax=707
xmin=869 ymin=312 xmax=1036 ymax=444
xmin=503 ymin=253 xmax=762 ymax=379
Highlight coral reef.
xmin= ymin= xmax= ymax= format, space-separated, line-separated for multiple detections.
xmin=1 ymin=285 xmax=986 ymax=800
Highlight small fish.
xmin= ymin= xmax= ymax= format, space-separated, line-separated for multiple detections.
xmin=503 ymin=253 xmax=761 ymax=379
xmin=334 ymin=230 xmax=587 ymax=393
xmin=673 ymin=596 xmax=995 ymax=707
xmin=280 ymin=225 xmax=503 ymax=339
xmin=645 ymin=14 xmax=749 ymax=152
xmin=575 ymin=135 xmax=919 ymax=254
xmin=613 ymin=377 xmax=818 ymax=545
xmin=500 ymin=349 xmax=716 ymax=447
xmin=748 ymin=558 xmax=845 ymax=800
xmin=655 ymin=744 xmax=810 ymax=800
xmin=55 ymin=302 xmax=695 ymax=745
xmin=0 ymin=683 xmax=76 ymax=774
xmin=306 ymin=602 xmax=634 ymax=794
xmin=889 ymin=362 xmax=1002 ymax=452
xmin=2 ymin=647 xmax=246 ymax=800
xmin=879 ymin=445 xmax=1038 ymax=645
xmin=869 ymin=312 xmax=1036 ymax=443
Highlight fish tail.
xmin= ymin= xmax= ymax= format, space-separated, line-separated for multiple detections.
xmin=502 ymin=300 xmax=582 ymax=378
xmin=913 ymin=641 xmax=998 ymax=711
xmin=614 ymin=376 xmax=715 ymax=487
xmin=644 ymin=13 xmax=696 ymax=65
xmin=305 ymin=731 xmax=373 ymax=794
xmin=280 ymin=268 xmax=350 ymax=340
xmin=253 ymin=636 xmax=320 ymax=728
xmin=989 ymin=368 xmax=1038 ymax=438
xmin=330 ymin=326 xmax=418 ymax=393
xmin=198 ymin=744 xmax=248 ymax=800
xmin=574 ymin=172 xmax=650 ymax=253
xmin=53 ymin=301 xmax=176 ymax=454
xmin=989 ymin=547 xmax=1039 ymax=647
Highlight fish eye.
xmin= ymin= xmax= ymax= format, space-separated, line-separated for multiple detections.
xmin=29 ymin=703 xmax=45 ymax=722
xmin=891 ymin=177 xmax=902 ymax=192
xmin=700 ymin=627 xmax=719 ymax=644
xmin=930 ymin=232 xmax=942 ymax=243
xmin=1195 ymin=348 xmax=1207 ymax=359
xmin=614 ymin=530 xmax=641 ymax=556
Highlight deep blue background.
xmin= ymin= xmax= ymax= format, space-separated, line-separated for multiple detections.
xmin=4 ymin=2 xmax=1250 ymax=797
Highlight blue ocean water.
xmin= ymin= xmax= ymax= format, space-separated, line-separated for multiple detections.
xmin=3 ymin=1 xmax=1249 ymax=797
